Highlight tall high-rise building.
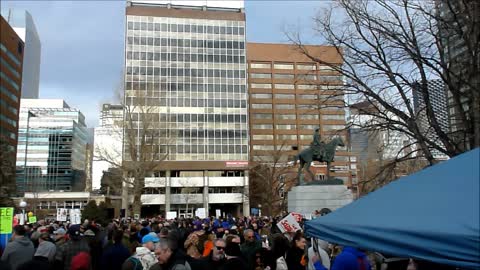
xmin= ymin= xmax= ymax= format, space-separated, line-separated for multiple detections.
xmin=247 ymin=42 xmax=355 ymax=185
xmin=92 ymin=103 xmax=124 ymax=191
xmin=1 ymin=9 xmax=41 ymax=99
xmin=124 ymin=0 xmax=249 ymax=216
xmin=412 ymin=79 xmax=449 ymax=159
xmin=0 ymin=15 xmax=24 ymax=167
xmin=16 ymin=99 xmax=88 ymax=194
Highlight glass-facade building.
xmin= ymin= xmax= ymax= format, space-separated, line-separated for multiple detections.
xmin=16 ymin=99 xmax=88 ymax=194
xmin=124 ymin=1 xmax=250 ymax=217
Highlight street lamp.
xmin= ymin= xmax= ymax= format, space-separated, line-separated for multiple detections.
xmin=19 ymin=201 xmax=27 ymax=225
xmin=24 ymin=111 xmax=36 ymax=193
xmin=258 ymin=204 xmax=262 ymax=217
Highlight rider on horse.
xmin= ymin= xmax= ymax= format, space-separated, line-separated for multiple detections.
xmin=311 ymin=127 xmax=325 ymax=160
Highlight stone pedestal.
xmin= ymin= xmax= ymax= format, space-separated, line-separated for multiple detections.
xmin=287 ymin=185 xmax=353 ymax=215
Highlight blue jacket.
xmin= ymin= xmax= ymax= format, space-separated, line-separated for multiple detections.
xmin=331 ymin=247 xmax=372 ymax=270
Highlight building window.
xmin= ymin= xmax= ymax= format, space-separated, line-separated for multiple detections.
xmin=276 ymin=124 xmax=296 ymax=129
xmin=320 ymin=76 xmax=342 ymax=82
xmin=253 ymin=113 xmax=273 ymax=119
xmin=274 ymin=84 xmax=295 ymax=89
xmin=298 ymin=74 xmax=317 ymax=81
xmin=297 ymin=84 xmax=318 ymax=90
xmin=322 ymin=114 xmax=345 ymax=120
xmin=274 ymin=74 xmax=295 ymax=79
xmin=251 ymin=83 xmax=272 ymax=89
xmin=323 ymin=125 xmax=345 ymax=131
xmin=298 ymin=94 xmax=317 ymax=99
xmin=251 ymin=93 xmax=272 ymax=99
xmin=299 ymin=114 xmax=319 ymax=120
xmin=250 ymin=73 xmax=271 ymax=79
xmin=253 ymin=145 xmax=275 ymax=150
xmin=275 ymin=94 xmax=295 ymax=99
xmin=250 ymin=62 xmax=271 ymax=69
xmin=299 ymin=135 xmax=313 ymax=140
xmin=275 ymin=114 xmax=296 ymax=120
xmin=275 ymin=104 xmax=295 ymax=110
xmin=252 ymin=134 xmax=274 ymax=140
xmin=252 ymin=124 xmax=273 ymax=129
xmin=277 ymin=134 xmax=297 ymax=140
xmin=297 ymin=64 xmax=316 ymax=70
xmin=318 ymin=65 xmax=336 ymax=71
xmin=251 ymin=104 xmax=272 ymax=109
xmin=274 ymin=63 xmax=294 ymax=70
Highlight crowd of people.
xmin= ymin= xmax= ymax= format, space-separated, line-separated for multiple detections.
xmin=0 ymin=215 xmax=452 ymax=270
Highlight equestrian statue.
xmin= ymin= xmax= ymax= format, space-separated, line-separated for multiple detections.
xmin=294 ymin=128 xmax=345 ymax=185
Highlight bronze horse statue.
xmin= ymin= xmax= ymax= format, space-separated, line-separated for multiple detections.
xmin=294 ymin=137 xmax=345 ymax=185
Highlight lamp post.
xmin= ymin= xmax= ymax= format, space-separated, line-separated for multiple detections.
xmin=258 ymin=204 xmax=262 ymax=217
xmin=24 ymin=111 xmax=36 ymax=194
xmin=19 ymin=201 xmax=27 ymax=225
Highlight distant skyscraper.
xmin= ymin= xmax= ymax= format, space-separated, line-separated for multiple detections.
xmin=413 ymin=79 xmax=449 ymax=159
xmin=124 ymin=0 xmax=249 ymax=216
xmin=2 ymin=9 xmax=41 ymax=99
xmin=92 ymin=104 xmax=124 ymax=191
xmin=16 ymin=99 xmax=88 ymax=194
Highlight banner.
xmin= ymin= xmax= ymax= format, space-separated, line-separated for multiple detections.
xmin=70 ymin=209 xmax=81 ymax=224
xmin=0 ymin=207 xmax=14 ymax=234
xmin=276 ymin=213 xmax=302 ymax=233
xmin=57 ymin=208 xmax=68 ymax=222
xmin=28 ymin=216 xmax=37 ymax=223
xmin=166 ymin=211 xmax=177 ymax=220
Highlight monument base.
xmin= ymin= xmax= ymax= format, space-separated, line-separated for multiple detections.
xmin=287 ymin=185 xmax=353 ymax=216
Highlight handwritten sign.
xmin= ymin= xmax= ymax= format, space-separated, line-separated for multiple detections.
xmin=57 ymin=208 xmax=68 ymax=222
xmin=166 ymin=211 xmax=177 ymax=220
xmin=291 ymin=212 xmax=303 ymax=222
xmin=70 ymin=209 xmax=81 ymax=224
xmin=276 ymin=213 xmax=302 ymax=233
xmin=28 ymin=216 xmax=37 ymax=223
xmin=195 ymin=208 xmax=207 ymax=219
xmin=0 ymin=208 xmax=14 ymax=234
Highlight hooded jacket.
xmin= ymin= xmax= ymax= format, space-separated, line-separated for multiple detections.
xmin=0 ymin=236 xmax=35 ymax=270
xmin=331 ymin=247 xmax=372 ymax=270
xmin=134 ymin=246 xmax=158 ymax=270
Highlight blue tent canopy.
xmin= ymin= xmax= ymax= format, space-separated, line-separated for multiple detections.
xmin=305 ymin=148 xmax=480 ymax=269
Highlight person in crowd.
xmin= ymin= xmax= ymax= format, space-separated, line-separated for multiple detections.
xmin=54 ymin=224 xmax=91 ymax=270
xmin=121 ymin=233 xmax=159 ymax=270
xmin=37 ymin=232 xmax=57 ymax=262
xmin=308 ymin=238 xmax=330 ymax=270
xmin=1 ymin=225 xmax=35 ymax=270
xmin=53 ymin=228 xmax=67 ymax=248
xmin=286 ymin=231 xmax=308 ymax=270
xmin=270 ymin=234 xmax=289 ymax=270
xmin=101 ymin=230 xmax=131 ymax=270
xmin=220 ymin=240 xmax=247 ymax=270
xmin=331 ymin=246 xmax=372 ymax=270
xmin=241 ymin=229 xmax=262 ymax=270
xmin=151 ymin=238 xmax=191 ymax=270
xmin=204 ymin=238 xmax=227 ymax=270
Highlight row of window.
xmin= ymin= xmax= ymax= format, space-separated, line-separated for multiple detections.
xmin=0 ymin=71 xmax=20 ymax=91
xmin=127 ymin=52 xmax=246 ymax=64
xmin=126 ymin=128 xmax=248 ymax=139
xmin=127 ymin=37 xmax=245 ymax=49
xmin=129 ymin=113 xmax=247 ymax=123
xmin=1 ymin=57 xmax=21 ymax=79
xmin=126 ymin=82 xmax=247 ymax=93
xmin=0 ymin=127 xmax=16 ymax=140
xmin=250 ymin=62 xmax=336 ymax=71
xmin=252 ymin=134 xmax=314 ymax=140
xmin=126 ymin=66 xmax=246 ymax=78
xmin=252 ymin=124 xmax=345 ymax=130
xmin=250 ymin=73 xmax=336 ymax=80
xmin=251 ymin=93 xmax=342 ymax=100
xmin=0 ymin=99 xmax=18 ymax=115
xmin=127 ymin=21 xmax=245 ymax=35
xmin=0 ymin=114 xmax=17 ymax=128
xmin=252 ymin=113 xmax=331 ymax=120
xmin=251 ymin=103 xmax=343 ymax=109
xmin=0 ymin=43 xmax=21 ymax=67
xmin=250 ymin=79 xmax=341 ymax=89
xmin=0 ymin=85 xmax=18 ymax=103
xmin=126 ymin=97 xmax=247 ymax=108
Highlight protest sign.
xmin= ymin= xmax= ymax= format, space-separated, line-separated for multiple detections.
xmin=57 ymin=208 xmax=68 ymax=222
xmin=70 ymin=209 xmax=81 ymax=224
xmin=291 ymin=212 xmax=303 ymax=222
xmin=215 ymin=209 xmax=221 ymax=218
xmin=195 ymin=208 xmax=206 ymax=219
xmin=166 ymin=211 xmax=177 ymax=220
xmin=0 ymin=208 xmax=14 ymax=234
xmin=276 ymin=213 xmax=302 ymax=233
xmin=28 ymin=216 xmax=37 ymax=223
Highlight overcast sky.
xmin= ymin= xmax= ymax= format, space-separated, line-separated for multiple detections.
xmin=2 ymin=1 xmax=324 ymax=128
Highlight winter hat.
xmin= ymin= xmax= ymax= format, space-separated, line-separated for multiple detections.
xmin=224 ymin=241 xmax=242 ymax=257
xmin=142 ymin=234 xmax=160 ymax=244
xmin=68 ymin=224 xmax=82 ymax=239
xmin=54 ymin=228 xmax=66 ymax=235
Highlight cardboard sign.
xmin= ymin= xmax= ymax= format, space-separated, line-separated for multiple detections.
xmin=70 ymin=209 xmax=81 ymax=224
xmin=57 ymin=208 xmax=68 ymax=222
xmin=276 ymin=213 xmax=302 ymax=233
xmin=291 ymin=212 xmax=303 ymax=222
xmin=215 ymin=209 xmax=221 ymax=218
xmin=0 ymin=208 xmax=14 ymax=234
xmin=166 ymin=211 xmax=177 ymax=220
xmin=195 ymin=208 xmax=206 ymax=219
xmin=28 ymin=216 xmax=37 ymax=223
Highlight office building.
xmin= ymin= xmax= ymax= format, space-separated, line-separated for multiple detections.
xmin=412 ymin=79 xmax=449 ymax=159
xmin=0 ymin=15 xmax=24 ymax=176
xmin=247 ymin=42 xmax=356 ymax=186
xmin=1 ymin=9 xmax=41 ymax=99
xmin=124 ymin=0 xmax=249 ymax=216
xmin=92 ymin=104 xmax=124 ymax=191
xmin=16 ymin=99 xmax=88 ymax=194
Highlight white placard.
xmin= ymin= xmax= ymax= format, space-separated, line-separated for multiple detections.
xmin=195 ymin=208 xmax=206 ymax=219
xmin=276 ymin=213 xmax=302 ymax=233
xmin=215 ymin=209 xmax=221 ymax=218
xmin=166 ymin=211 xmax=177 ymax=220
xmin=70 ymin=209 xmax=81 ymax=224
xmin=57 ymin=208 xmax=68 ymax=222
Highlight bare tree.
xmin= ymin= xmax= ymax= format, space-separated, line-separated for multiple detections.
xmin=249 ymin=143 xmax=297 ymax=216
xmin=95 ymin=89 xmax=170 ymax=217
xmin=289 ymin=0 xmax=479 ymax=168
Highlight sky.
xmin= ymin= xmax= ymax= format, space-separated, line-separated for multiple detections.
xmin=1 ymin=1 xmax=326 ymax=128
